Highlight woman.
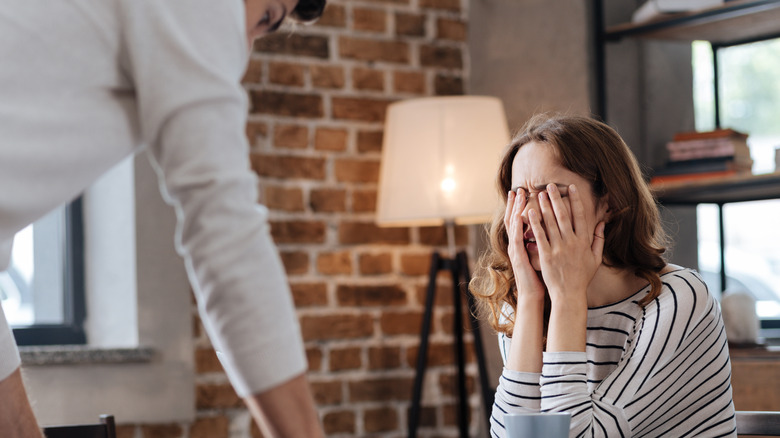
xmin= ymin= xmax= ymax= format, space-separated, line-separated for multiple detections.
xmin=471 ymin=114 xmax=736 ymax=437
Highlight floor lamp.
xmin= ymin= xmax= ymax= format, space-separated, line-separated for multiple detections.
xmin=376 ymin=96 xmax=510 ymax=438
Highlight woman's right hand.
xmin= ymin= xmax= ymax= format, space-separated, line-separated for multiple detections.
xmin=505 ymin=189 xmax=545 ymax=302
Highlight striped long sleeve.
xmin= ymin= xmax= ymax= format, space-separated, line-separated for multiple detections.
xmin=491 ymin=269 xmax=737 ymax=438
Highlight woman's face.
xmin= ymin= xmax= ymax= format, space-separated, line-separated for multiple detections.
xmin=244 ymin=0 xmax=299 ymax=46
xmin=510 ymin=141 xmax=609 ymax=271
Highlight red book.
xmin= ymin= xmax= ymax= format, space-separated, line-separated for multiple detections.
xmin=672 ymin=128 xmax=748 ymax=142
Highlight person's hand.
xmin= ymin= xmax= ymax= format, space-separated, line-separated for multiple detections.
xmin=505 ymin=188 xmax=545 ymax=302
xmin=528 ymin=183 xmax=605 ymax=303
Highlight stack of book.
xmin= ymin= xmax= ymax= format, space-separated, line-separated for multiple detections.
xmin=651 ymin=129 xmax=753 ymax=184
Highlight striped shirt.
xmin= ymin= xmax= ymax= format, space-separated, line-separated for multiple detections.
xmin=492 ymin=268 xmax=737 ymax=437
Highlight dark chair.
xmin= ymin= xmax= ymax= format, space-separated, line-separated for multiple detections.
xmin=736 ymin=411 xmax=780 ymax=436
xmin=42 ymin=414 xmax=116 ymax=438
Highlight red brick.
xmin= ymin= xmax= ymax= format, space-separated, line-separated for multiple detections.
xmin=196 ymin=383 xmax=242 ymax=409
xmin=323 ymin=410 xmax=356 ymax=434
xmin=352 ymin=189 xmax=377 ymax=212
xmin=300 ymin=314 xmax=374 ymax=341
xmin=263 ymin=185 xmax=304 ymax=211
xmin=268 ymin=62 xmax=305 ymax=86
xmin=313 ymin=3 xmax=346 ymax=28
xmin=400 ymin=253 xmax=432 ymax=276
xmin=353 ymin=67 xmax=385 ymax=91
xmin=338 ymin=222 xmax=409 ymax=245
xmin=242 ymin=59 xmax=264 ymax=85
xmin=439 ymin=372 xmax=476 ymax=397
xmin=364 ymin=407 xmax=399 ymax=433
xmin=311 ymin=65 xmax=345 ymax=89
xmin=442 ymin=402 xmax=472 ymax=426
xmin=190 ymin=416 xmax=229 ymax=438
xmin=437 ymin=18 xmax=467 ymax=41
xmin=251 ymin=154 xmax=326 ymax=180
xmin=420 ymin=0 xmax=461 ymax=11
xmin=348 ymin=377 xmax=413 ymax=402
xmin=434 ymin=74 xmax=464 ymax=96
xmin=336 ymin=284 xmax=406 ymax=307
xmin=415 ymin=283 xmax=454 ymax=307
xmin=406 ymin=342 xmax=456 ymax=367
xmin=314 ymin=128 xmax=348 ymax=151
xmin=280 ymin=251 xmax=309 ymax=275
xmin=249 ymin=91 xmax=324 ymax=118
xmin=253 ymin=33 xmax=329 ymax=59
xmin=381 ymin=311 xmax=422 ymax=335
xmin=368 ymin=346 xmax=401 ymax=370
xmin=334 ymin=159 xmax=380 ymax=183
xmin=359 ymin=253 xmax=392 ymax=275
xmin=290 ymin=282 xmax=328 ymax=307
xmin=270 ymin=220 xmax=326 ymax=244
xmin=418 ymin=225 xmax=469 ymax=246
xmin=311 ymin=381 xmax=343 ymax=405
xmin=332 ymin=97 xmax=392 ymax=122
xmin=307 ymin=347 xmax=324 ymax=371
xmin=141 ymin=424 xmax=182 ymax=438
xmin=393 ymin=71 xmax=426 ymax=94
xmin=310 ymin=188 xmax=347 ymax=212
xmin=357 ymin=130 xmax=384 ymax=153
xmin=245 ymin=122 xmax=268 ymax=147
xmin=420 ymin=45 xmax=463 ymax=69
xmin=194 ymin=347 xmax=222 ymax=374
xmin=353 ymin=8 xmax=387 ymax=33
xmin=339 ymin=36 xmax=409 ymax=64
xmin=330 ymin=346 xmax=362 ymax=371
xmin=317 ymin=251 xmax=353 ymax=275
xmin=273 ymin=124 xmax=309 ymax=149
xmin=395 ymin=12 xmax=426 ymax=37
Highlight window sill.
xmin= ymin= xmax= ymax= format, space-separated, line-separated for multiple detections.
xmin=20 ymin=345 xmax=156 ymax=366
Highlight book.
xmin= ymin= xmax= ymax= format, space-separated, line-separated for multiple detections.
xmin=650 ymin=169 xmax=738 ymax=185
xmin=672 ymin=128 xmax=748 ymax=142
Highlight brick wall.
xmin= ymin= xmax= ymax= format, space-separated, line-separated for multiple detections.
xmin=118 ymin=1 xmax=479 ymax=437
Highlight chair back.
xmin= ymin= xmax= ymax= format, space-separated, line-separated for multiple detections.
xmin=43 ymin=414 xmax=116 ymax=438
xmin=737 ymin=411 xmax=780 ymax=436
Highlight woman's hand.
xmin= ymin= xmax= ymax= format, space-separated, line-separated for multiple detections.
xmin=504 ymin=188 xmax=545 ymax=302
xmin=528 ymin=183 xmax=605 ymax=303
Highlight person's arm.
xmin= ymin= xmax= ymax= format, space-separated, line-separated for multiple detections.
xmin=0 ymin=368 xmax=42 ymax=438
xmin=245 ymin=373 xmax=324 ymax=438
xmin=116 ymin=0 xmax=321 ymax=433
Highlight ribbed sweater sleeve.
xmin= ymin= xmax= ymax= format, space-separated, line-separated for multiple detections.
xmin=116 ymin=0 xmax=306 ymax=396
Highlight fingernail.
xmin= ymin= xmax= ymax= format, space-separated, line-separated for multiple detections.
xmin=570 ymin=184 xmax=577 ymax=193
xmin=547 ymin=183 xmax=557 ymax=193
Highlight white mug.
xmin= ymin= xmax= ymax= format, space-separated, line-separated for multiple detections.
xmin=504 ymin=412 xmax=571 ymax=438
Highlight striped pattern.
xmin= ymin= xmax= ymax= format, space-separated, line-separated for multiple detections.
xmin=491 ymin=269 xmax=737 ymax=437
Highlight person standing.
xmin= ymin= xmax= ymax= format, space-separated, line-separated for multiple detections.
xmin=0 ymin=0 xmax=326 ymax=436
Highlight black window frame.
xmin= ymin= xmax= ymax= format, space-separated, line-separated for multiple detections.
xmin=11 ymin=197 xmax=87 ymax=346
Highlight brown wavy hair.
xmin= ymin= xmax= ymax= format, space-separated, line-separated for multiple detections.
xmin=470 ymin=113 xmax=668 ymax=337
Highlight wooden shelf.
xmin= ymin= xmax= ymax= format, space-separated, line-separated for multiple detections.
xmin=651 ymin=172 xmax=780 ymax=205
xmin=605 ymin=0 xmax=780 ymax=45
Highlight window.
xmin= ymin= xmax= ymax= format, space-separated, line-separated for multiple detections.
xmin=0 ymin=200 xmax=86 ymax=345
xmin=692 ymin=39 xmax=780 ymax=342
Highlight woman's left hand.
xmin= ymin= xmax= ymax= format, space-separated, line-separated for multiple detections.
xmin=528 ymin=183 xmax=606 ymax=303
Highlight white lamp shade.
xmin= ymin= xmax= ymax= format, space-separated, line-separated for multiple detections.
xmin=376 ymin=96 xmax=510 ymax=227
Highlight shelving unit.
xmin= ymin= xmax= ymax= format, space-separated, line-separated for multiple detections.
xmin=603 ymin=0 xmax=780 ymax=44
xmin=594 ymin=0 xmax=780 ymax=293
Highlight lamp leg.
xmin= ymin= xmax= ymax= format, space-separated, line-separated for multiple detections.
xmin=409 ymin=252 xmax=441 ymax=438
xmin=450 ymin=258 xmax=469 ymax=438
xmin=458 ymin=251 xmax=495 ymax=429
